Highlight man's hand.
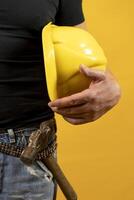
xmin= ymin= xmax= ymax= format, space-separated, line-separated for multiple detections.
xmin=48 ymin=65 xmax=121 ymax=125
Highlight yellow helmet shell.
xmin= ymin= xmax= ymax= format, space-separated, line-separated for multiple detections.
xmin=42 ymin=22 xmax=107 ymax=100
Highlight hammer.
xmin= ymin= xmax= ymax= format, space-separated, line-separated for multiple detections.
xmin=20 ymin=121 xmax=77 ymax=200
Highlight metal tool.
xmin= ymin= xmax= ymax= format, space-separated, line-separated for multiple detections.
xmin=20 ymin=121 xmax=77 ymax=200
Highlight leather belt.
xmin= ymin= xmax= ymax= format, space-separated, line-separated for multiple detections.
xmin=0 ymin=118 xmax=57 ymax=160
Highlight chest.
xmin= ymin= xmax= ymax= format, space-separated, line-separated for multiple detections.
xmin=0 ymin=0 xmax=59 ymax=31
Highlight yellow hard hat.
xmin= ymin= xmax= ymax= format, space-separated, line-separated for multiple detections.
xmin=42 ymin=22 xmax=107 ymax=100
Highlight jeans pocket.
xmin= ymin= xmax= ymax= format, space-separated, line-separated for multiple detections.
xmin=25 ymin=160 xmax=53 ymax=183
xmin=36 ymin=150 xmax=58 ymax=182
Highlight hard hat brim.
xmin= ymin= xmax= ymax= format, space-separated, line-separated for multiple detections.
xmin=42 ymin=22 xmax=57 ymax=101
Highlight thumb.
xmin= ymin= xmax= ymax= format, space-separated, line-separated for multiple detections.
xmin=79 ymin=64 xmax=106 ymax=81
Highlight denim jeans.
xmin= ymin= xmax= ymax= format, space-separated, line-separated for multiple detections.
xmin=0 ymin=126 xmax=57 ymax=200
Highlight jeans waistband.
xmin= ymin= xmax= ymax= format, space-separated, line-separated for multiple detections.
xmin=0 ymin=124 xmax=40 ymax=134
xmin=0 ymin=118 xmax=56 ymax=146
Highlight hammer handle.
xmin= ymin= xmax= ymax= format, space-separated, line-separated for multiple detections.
xmin=43 ymin=157 xmax=77 ymax=200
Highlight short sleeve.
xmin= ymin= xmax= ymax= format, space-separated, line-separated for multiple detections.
xmin=55 ymin=0 xmax=85 ymax=26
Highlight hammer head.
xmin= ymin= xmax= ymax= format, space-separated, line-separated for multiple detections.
xmin=20 ymin=124 xmax=51 ymax=165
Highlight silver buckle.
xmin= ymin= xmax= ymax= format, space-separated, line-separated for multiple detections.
xmin=7 ymin=129 xmax=16 ymax=144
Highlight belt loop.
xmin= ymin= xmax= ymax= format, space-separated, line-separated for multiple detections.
xmin=7 ymin=129 xmax=16 ymax=144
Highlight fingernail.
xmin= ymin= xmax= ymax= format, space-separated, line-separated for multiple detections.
xmin=48 ymin=102 xmax=53 ymax=107
xmin=51 ymin=107 xmax=58 ymax=112
xmin=48 ymin=103 xmax=51 ymax=107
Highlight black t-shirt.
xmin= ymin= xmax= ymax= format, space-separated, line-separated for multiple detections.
xmin=0 ymin=0 xmax=85 ymax=128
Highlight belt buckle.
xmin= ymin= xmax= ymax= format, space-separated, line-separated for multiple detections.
xmin=7 ymin=129 xmax=16 ymax=144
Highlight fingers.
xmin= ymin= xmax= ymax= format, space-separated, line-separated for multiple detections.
xmin=79 ymin=64 xmax=106 ymax=81
xmin=63 ymin=108 xmax=107 ymax=125
xmin=51 ymin=103 xmax=89 ymax=115
xmin=48 ymin=65 xmax=106 ymax=109
xmin=48 ymin=89 xmax=90 ymax=108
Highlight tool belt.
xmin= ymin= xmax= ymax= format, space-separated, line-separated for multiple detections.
xmin=0 ymin=118 xmax=57 ymax=161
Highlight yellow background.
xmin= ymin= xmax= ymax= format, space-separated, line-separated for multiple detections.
xmin=57 ymin=0 xmax=134 ymax=199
